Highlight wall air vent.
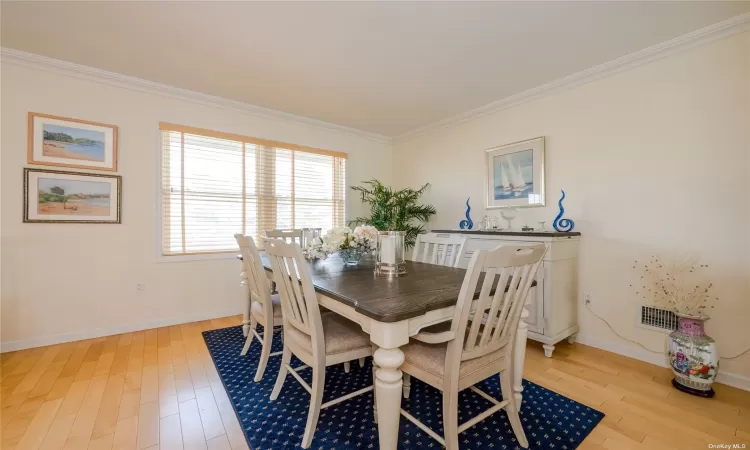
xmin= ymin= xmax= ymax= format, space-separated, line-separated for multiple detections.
xmin=636 ymin=305 xmax=678 ymax=333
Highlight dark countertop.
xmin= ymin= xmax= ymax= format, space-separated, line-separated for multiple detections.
xmin=431 ymin=229 xmax=581 ymax=237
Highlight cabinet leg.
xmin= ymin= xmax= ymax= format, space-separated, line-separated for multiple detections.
xmin=567 ymin=334 xmax=577 ymax=344
xmin=543 ymin=344 xmax=555 ymax=358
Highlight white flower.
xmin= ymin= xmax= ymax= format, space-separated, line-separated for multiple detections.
xmin=307 ymin=225 xmax=379 ymax=259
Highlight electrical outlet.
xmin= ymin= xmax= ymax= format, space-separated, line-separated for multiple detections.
xmin=584 ymin=293 xmax=592 ymax=305
xmin=136 ymin=283 xmax=146 ymax=295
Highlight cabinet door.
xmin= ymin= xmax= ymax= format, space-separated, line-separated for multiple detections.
xmin=525 ymin=271 xmax=544 ymax=335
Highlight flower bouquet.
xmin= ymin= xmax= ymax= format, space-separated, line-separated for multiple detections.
xmin=309 ymin=225 xmax=378 ymax=265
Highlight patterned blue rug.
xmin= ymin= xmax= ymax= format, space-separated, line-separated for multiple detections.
xmin=203 ymin=326 xmax=603 ymax=450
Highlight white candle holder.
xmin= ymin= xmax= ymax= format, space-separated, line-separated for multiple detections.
xmin=375 ymin=231 xmax=407 ymax=278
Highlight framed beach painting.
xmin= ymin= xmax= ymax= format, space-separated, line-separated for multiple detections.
xmin=485 ymin=136 xmax=545 ymax=208
xmin=24 ymin=168 xmax=122 ymax=223
xmin=28 ymin=113 xmax=118 ymax=171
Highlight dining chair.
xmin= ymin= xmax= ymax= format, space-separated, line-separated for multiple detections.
xmin=234 ymin=234 xmax=284 ymax=382
xmin=399 ymin=243 xmax=547 ymax=450
xmin=264 ymin=228 xmax=304 ymax=245
xmin=262 ymin=237 xmax=374 ymax=449
xmin=412 ymin=233 xmax=468 ymax=268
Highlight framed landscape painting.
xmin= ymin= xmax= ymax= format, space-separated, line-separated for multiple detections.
xmin=28 ymin=113 xmax=118 ymax=171
xmin=24 ymin=168 xmax=121 ymax=223
xmin=485 ymin=136 xmax=545 ymax=208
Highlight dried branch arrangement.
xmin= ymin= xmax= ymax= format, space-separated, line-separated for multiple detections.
xmin=632 ymin=256 xmax=716 ymax=319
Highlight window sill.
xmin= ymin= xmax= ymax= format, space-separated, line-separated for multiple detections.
xmin=156 ymin=252 xmax=239 ymax=263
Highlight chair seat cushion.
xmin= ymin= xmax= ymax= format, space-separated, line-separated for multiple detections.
xmin=251 ymin=294 xmax=282 ymax=319
xmin=402 ymin=339 xmax=507 ymax=379
xmin=286 ymin=314 xmax=370 ymax=356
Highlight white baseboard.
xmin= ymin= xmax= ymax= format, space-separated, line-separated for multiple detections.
xmin=575 ymin=333 xmax=750 ymax=392
xmin=0 ymin=308 xmax=241 ymax=353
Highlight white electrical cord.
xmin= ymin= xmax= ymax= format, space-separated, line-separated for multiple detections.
xmin=585 ymin=303 xmax=750 ymax=360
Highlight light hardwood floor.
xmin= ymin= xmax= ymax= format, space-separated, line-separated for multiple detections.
xmin=1 ymin=315 xmax=748 ymax=450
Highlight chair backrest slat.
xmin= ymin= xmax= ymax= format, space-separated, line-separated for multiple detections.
xmin=412 ymin=233 xmax=468 ymax=268
xmin=262 ymin=238 xmax=323 ymax=347
xmin=478 ymin=268 xmax=513 ymax=347
xmin=264 ymin=229 xmax=304 ymax=245
xmin=235 ymin=234 xmax=274 ymax=319
xmin=446 ymin=244 xmax=546 ymax=368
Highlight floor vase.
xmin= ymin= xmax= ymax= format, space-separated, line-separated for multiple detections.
xmin=668 ymin=315 xmax=718 ymax=397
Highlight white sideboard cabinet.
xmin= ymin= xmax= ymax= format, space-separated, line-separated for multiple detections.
xmin=428 ymin=230 xmax=581 ymax=357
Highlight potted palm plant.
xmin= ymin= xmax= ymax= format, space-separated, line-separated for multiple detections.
xmin=351 ymin=179 xmax=436 ymax=249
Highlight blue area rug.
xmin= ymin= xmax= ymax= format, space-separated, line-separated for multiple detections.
xmin=203 ymin=325 xmax=604 ymax=449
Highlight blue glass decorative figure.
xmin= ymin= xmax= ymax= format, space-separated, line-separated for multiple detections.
xmin=553 ymin=190 xmax=575 ymax=232
xmin=459 ymin=198 xmax=473 ymax=230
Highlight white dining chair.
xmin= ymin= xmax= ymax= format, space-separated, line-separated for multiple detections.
xmin=262 ymin=237 xmax=374 ymax=449
xmin=412 ymin=233 xmax=468 ymax=268
xmin=264 ymin=228 xmax=304 ymax=245
xmin=399 ymin=243 xmax=547 ymax=450
xmin=235 ymin=234 xmax=284 ymax=382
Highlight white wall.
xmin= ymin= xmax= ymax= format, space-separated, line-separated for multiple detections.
xmin=0 ymin=62 xmax=392 ymax=350
xmin=394 ymin=32 xmax=750 ymax=379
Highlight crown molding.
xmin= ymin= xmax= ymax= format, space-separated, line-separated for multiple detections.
xmin=0 ymin=47 xmax=392 ymax=145
xmin=395 ymin=12 xmax=750 ymax=144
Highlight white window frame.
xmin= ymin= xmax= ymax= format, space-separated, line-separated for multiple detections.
xmin=154 ymin=123 xmax=348 ymax=262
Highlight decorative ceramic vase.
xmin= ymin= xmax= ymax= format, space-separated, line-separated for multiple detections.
xmin=338 ymin=248 xmax=363 ymax=266
xmin=667 ymin=314 xmax=719 ymax=397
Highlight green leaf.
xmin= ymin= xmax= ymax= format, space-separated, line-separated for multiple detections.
xmin=350 ymin=179 xmax=436 ymax=248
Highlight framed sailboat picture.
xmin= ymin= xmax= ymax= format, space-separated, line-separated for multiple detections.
xmin=485 ymin=137 xmax=545 ymax=208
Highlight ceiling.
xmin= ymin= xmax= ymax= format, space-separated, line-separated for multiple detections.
xmin=2 ymin=1 xmax=749 ymax=138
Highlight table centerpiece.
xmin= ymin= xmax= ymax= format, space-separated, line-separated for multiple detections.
xmin=309 ymin=225 xmax=378 ymax=266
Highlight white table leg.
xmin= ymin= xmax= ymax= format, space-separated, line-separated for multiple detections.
xmin=513 ymin=296 xmax=530 ymax=407
xmin=373 ymin=346 xmax=405 ymax=450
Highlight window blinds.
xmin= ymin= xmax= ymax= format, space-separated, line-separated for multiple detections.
xmin=160 ymin=123 xmax=347 ymax=256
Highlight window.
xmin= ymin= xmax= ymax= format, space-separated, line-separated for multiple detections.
xmin=160 ymin=123 xmax=347 ymax=256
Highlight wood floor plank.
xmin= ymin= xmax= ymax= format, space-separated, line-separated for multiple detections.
xmin=118 ymin=389 xmax=141 ymax=421
xmin=3 ymin=395 xmax=49 ymax=448
xmin=139 ymin=367 xmax=159 ymax=406
xmin=38 ymin=379 xmax=92 ymax=450
xmin=91 ymin=374 xmax=126 ymax=439
xmin=111 ymin=416 xmax=138 ymax=450
xmin=178 ymin=399 xmax=207 ymax=450
xmin=158 ymin=414 xmax=182 ymax=450
xmin=207 ymin=382 xmax=246 ymax=450
xmin=193 ymin=387 xmax=225 ymax=441
xmin=124 ymin=333 xmax=145 ymax=392
xmin=205 ymin=435 xmax=231 ymax=450
xmin=87 ymin=433 xmax=115 ymax=450
xmin=157 ymin=373 xmax=178 ymax=419
xmin=173 ymin=365 xmax=195 ymax=403
xmin=15 ymin=398 xmax=63 ymax=450
xmin=136 ymin=401 xmax=160 ymax=450
xmin=88 ymin=433 xmax=115 ymax=450
xmin=62 ymin=376 xmax=109 ymax=450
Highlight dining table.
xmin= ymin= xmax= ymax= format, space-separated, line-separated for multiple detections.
xmin=249 ymin=254 xmax=533 ymax=450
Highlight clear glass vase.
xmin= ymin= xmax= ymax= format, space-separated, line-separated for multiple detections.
xmin=338 ymin=248 xmax=363 ymax=266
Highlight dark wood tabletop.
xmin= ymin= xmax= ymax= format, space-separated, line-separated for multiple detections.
xmin=257 ymin=255 xmax=469 ymax=322
xmin=253 ymin=254 xmax=533 ymax=323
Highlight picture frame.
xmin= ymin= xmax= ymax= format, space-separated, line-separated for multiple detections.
xmin=485 ymin=136 xmax=545 ymax=208
xmin=27 ymin=112 xmax=118 ymax=171
xmin=23 ymin=168 xmax=122 ymax=224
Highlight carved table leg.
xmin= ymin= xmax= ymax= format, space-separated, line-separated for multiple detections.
xmin=513 ymin=295 xmax=530 ymax=407
xmin=373 ymin=346 xmax=405 ymax=450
